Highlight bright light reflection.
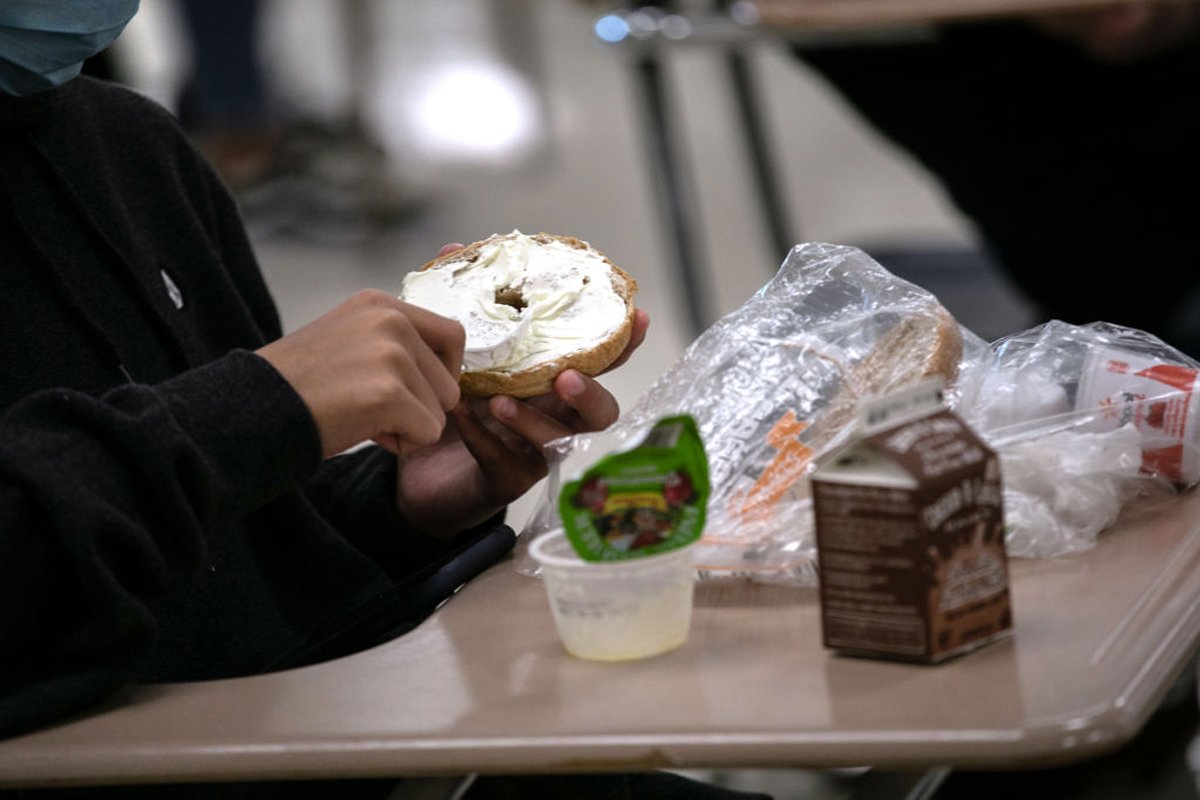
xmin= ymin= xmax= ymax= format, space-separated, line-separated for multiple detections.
xmin=409 ymin=63 xmax=540 ymax=162
xmin=594 ymin=15 xmax=630 ymax=43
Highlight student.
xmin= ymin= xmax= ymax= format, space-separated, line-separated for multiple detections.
xmin=0 ymin=0 xmax=651 ymax=730
xmin=0 ymin=5 xmax=781 ymax=799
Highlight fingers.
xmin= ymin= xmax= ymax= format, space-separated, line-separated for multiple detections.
xmin=352 ymin=293 xmax=462 ymax=431
xmin=404 ymin=324 xmax=462 ymax=412
xmin=354 ymin=291 xmax=463 ymax=410
xmin=388 ymin=354 xmax=450 ymax=440
xmin=630 ymin=309 xmax=650 ymax=351
xmin=444 ymin=368 xmax=624 ymax=514
xmin=552 ymin=370 xmax=620 ymax=431
xmin=438 ymin=242 xmax=466 ymax=257
xmin=260 ymin=288 xmax=473 ymax=457
xmin=393 ymin=300 xmax=466 ymax=380
xmin=452 ymin=403 xmax=544 ymax=497
xmin=602 ymin=309 xmax=650 ymax=374
xmin=489 ymin=395 xmax=573 ymax=450
xmin=360 ymin=293 xmax=463 ymax=451
xmin=372 ymin=433 xmax=403 ymax=456
xmin=489 ymin=371 xmax=619 ymax=449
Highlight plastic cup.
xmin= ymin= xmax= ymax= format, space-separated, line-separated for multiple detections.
xmin=529 ymin=531 xmax=697 ymax=662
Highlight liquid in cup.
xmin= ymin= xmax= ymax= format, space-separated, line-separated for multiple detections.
xmin=530 ymin=531 xmax=696 ymax=661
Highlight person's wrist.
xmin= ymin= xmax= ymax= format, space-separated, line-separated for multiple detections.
xmin=395 ymin=466 xmax=501 ymax=539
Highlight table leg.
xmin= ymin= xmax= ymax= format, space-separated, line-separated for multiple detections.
xmin=389 ymin=774 xmax=477 ymax=800
xmin=723 ymin=46 xmax=796 ymax=266
xmin=846 ymin=766 xmax=953 ymax=800
xmin=631 ymin=50 xmax=713 ymax=338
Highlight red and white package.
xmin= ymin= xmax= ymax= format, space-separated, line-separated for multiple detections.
xmin=1076 ymin=345 xmax=1200 ymax=485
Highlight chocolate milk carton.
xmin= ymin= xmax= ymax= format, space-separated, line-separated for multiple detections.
xmin=811 ymin=380 xmax=1011 ymax=663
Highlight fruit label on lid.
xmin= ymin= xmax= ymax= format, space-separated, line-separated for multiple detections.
xmin=559 ymin=415 xmax=710 ymax=562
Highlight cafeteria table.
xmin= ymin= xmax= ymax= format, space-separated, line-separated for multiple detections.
xmin=2 ymin=487 xmax=1200 ymax=792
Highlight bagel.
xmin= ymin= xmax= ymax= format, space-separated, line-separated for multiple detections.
xmin=401 ymin=231 xmax=639 ymax=398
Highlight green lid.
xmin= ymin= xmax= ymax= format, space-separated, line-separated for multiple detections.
xmin=559 ymin=415 xmax=710 ymax=562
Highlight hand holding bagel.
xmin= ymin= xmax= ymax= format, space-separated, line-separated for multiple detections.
xmin=256 ymin=289 xmax=465 ymax=458
xmin=260 ymin=233 xmax=646 ymax=536
xmin=395 ymin=236 xmax=648 ymax=534
xmin=394 ymin=348 xmax=647 ymax=536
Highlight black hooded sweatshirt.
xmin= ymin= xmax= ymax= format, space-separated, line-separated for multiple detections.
xmin=0 ymin=76 xmax=510 ymax=742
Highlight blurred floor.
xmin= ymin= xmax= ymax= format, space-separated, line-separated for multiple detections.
xmin=106 ymin=2 xmax=1186 ymax=799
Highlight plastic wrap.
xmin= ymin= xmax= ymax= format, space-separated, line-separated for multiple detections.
xmin=522 ymin=246 xmax=1200 ymax=584
xmin=955 ymin=320 xmax=1200 ymax=557
xmin=521 ymin=243 xmax=985 ymax=585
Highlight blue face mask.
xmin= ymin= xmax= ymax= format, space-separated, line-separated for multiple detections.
xmin=0 ymin=0 xmax=139 ymax=96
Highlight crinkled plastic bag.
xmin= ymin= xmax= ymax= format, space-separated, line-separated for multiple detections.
xmin=521 ymin=243 xmax=984 ymax=586
xmin=996 ymin=429 xmax=1143 ymax=558
xmin=956 ymin=320 xmax=1200 ymax=558
xmin=523 ymin=246 xmax=1200 ymax=581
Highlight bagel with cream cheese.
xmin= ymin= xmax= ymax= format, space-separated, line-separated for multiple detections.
xmin=401 ymin=231 xmax=639 ymax=398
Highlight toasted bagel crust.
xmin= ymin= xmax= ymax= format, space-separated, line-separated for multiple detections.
xmin=415 ymin=232 xmax=638 ymax=398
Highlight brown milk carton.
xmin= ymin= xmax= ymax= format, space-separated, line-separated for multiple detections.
xmin=811 ymin=380 xmax=1011 ymax=663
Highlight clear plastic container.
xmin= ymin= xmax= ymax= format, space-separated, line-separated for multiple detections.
xmin=529 ymin=531 xmax=696 ymax=661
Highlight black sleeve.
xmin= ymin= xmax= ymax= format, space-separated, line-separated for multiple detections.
xmin=303 ymin=447 xmax=507 ymax=585
xmin=183 ymin=129 xmax=489 ymax=583
xmin=199 ymin=153 xmax=285 ymax=342
xmin=0 ymin=351 xmax=321 ymax=739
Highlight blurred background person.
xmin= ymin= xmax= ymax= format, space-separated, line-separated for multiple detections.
xmin=87 ymin=0 xmax=423 ymax=245
xmin=794 ymin=3 xmax=1200 ymax=357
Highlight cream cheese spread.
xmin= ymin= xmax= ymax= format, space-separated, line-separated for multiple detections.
xmin=400 ymin=231 xmax=627 ymax=373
